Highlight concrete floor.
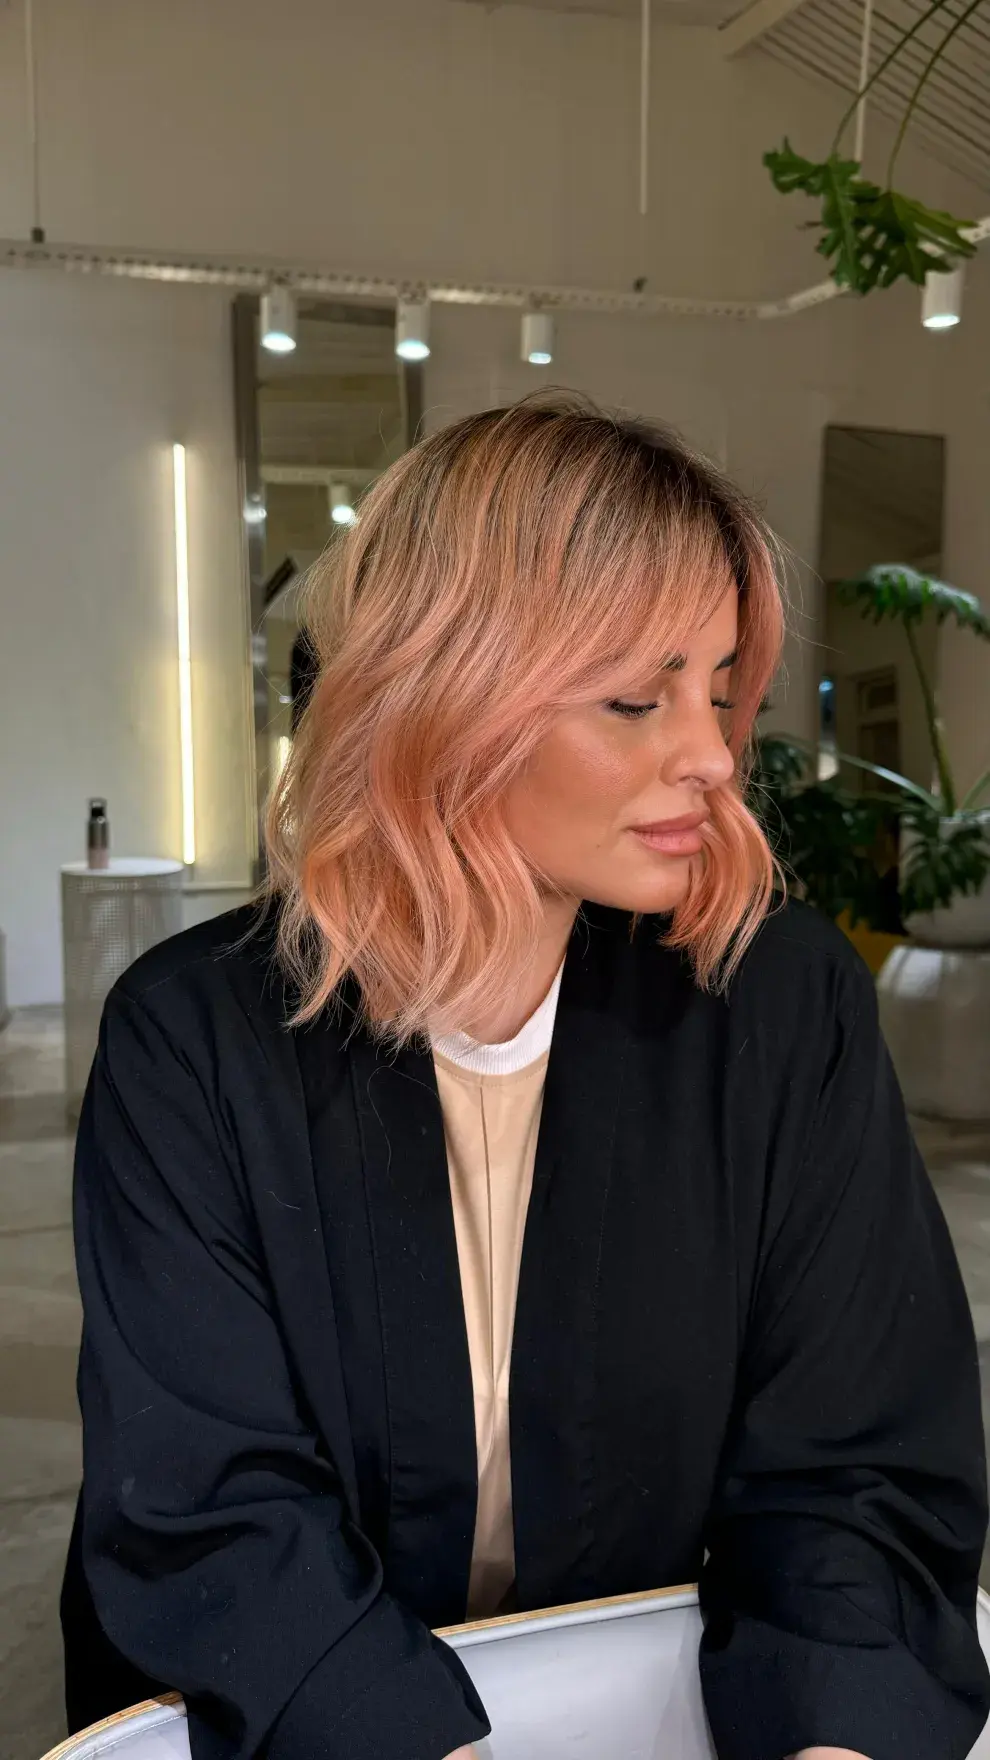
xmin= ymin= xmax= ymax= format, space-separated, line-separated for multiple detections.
xmin=2 ymin=1005 xmax=990 ymax=1758
xmin=1 ymin=1009 xmax=81 ymax=1759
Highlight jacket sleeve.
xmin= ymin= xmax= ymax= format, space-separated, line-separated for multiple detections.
xmin=74 ymin=983 xmax=489 ymax=1760
xmin=699 ymin=952 xmax=990 ymax=1760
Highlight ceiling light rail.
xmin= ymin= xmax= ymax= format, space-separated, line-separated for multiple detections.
xmin=1 ymin=230 xmax=986 ymax=322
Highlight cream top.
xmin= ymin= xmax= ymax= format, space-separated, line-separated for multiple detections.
xmin=430 ymin=962 xmax=563 ymax=1618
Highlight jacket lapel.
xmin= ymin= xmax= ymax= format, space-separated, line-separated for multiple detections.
xmin=345 ymin=903 xmax=634 ymax=1621
xmin=510 ymin=903 xmax=631 ymax=1610
xmin=347 ymin=1018 xmax=478 ymax=1626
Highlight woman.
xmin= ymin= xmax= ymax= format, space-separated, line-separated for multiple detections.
xmin=63 ymin=398 xmax=988 ymax=1760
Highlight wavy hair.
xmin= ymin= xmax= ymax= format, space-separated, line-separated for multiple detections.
xmin=265 ymin=395 xmax=785 ymax=1048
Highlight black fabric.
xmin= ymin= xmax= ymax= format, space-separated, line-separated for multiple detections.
xmin=61 ymin=1498 xmax=165 ymax=1729
xmin=63 ymin=897 xmax=990 ymax=1760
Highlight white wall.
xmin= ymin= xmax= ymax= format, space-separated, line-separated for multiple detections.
xmin=0 ymin=0 xmax=980 ymax=294
xmin=0 ymin=0 xmax=988 ymax=1000
xmin=0 ymin=273 xmax=254 ymax=1005
xmin=422 ymin=261 xmax=990 ymax=779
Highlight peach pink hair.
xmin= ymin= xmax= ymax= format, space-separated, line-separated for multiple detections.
xmin=265 ymin=395 xmax=785 ymax=1048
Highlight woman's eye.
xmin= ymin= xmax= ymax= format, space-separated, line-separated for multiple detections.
xmin=606 ymin=700 xmax=657 ymax=720
xmin=607 ymin=697 xmax=736 ymax=719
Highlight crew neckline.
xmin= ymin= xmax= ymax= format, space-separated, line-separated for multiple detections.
xmin=428 ymin=958 xmax=565 ymax=1076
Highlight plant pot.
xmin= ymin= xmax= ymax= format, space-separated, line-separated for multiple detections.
xmin=877 ymin=813 xmax=990 ymax=1118
xmin=901 ymin=810 xmax=990 ymax=949
xmin=877 ymin=944 xmax=990 ymax=1121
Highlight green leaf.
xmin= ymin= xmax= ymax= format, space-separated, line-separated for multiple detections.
xmin=763 ymin=140 xmax=834 ymax=196
xmin=764 ymin=143 xmax=873 ymax=293
xmin=821 ymin=160 xmax=871 ymax=293
xmin=901 ymin=816 xmax=990 ymax=916
xmin=831 ymin=749 xmax=941 ymax=807
xmin=837 ymin=565 xmax=990 ymax=637
xmin=751 ymin=729 xmax=990 ymax=926
xmin=855 ymin=189 xmax=976 ymax=289
xmin=749 ymin=731 xmax=905 ymax=932
xmin=776 ymin=733 xmax=940 ymax=807
xmin=961 ymin=767 xmax=990 ymax=812
xmin=763 ymin=140 xmax=975 ymax=295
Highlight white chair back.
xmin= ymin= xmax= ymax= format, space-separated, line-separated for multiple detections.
xmin=40 ymin=1698 xmax=187 ymax=1760
xmin=40 ymin=1587 xmax=990 ymax=1760
xmin=445 ymin=1585 xmax=710 ymax=1758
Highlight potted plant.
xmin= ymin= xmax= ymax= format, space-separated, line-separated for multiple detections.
xmin=763 ymin=0 xmax=981 ymax=296
xmin=750 ymin=733 xmax=898 ymax=918
xmin=832 ymin=565 xmax=990 ymax=946
xmin=751 ymin=573 xmax=990 ymax=1117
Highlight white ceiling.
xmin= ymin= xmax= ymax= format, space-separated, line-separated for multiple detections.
xmin=753 ymin=0 xmax=990 ymax=192
xmin=458 ymin=0 xmax=990 ymax=189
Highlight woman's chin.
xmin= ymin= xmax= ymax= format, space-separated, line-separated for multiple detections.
xmin=587 ymin=854 xmax=696 ymax=918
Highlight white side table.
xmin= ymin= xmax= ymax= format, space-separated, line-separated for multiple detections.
xmin=61 ymin=859 xmax=184 ymax=1117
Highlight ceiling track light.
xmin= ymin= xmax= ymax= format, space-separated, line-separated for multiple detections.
xmin=329 ymin=481 xmax=357 ymax=526
xmin=396 ymin=296 xmax=431 ymax=361
xmin=921 ymin=265 xmax=964 ymax=331
xmin=522 ymin=309 xmax=554 ymax=365
xmin=261 ymin=285 xmax=298 ymax=354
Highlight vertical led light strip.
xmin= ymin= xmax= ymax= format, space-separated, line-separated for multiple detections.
xmin=172 ymin=443 xmax=196 ymax=866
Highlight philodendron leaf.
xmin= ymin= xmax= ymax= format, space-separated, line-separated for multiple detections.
xmin=775 ymin=732 xmax=939 ymax=807
xmin=764 ymin=143 xmax=873 ymax=293
xmin=819 ymin=166 xmax=883 ymax=294
xmin=858 ymin=190 xmax=977 ymax=289
xmin=831 ymin=748 xmax=939 ymax=807
xmin=901 ymin=816 xmax=990 ymax=917
xmin=763 ymin=140 xmax=975 ymax=294
xmin=763 ymin=140 xmax=837 ymax=196
xmin=838 ymin=566 xmax=990 ymax=636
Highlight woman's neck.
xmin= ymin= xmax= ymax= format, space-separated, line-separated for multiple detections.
xmin=456 ymin=896 xmax=578 ymax=1045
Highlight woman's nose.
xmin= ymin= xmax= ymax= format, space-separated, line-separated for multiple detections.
xmin=664 ymin=700 xmax=735 ymax=792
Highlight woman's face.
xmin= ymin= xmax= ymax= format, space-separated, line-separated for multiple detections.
xmin=502 ymin=582 xmax=739 ymax=918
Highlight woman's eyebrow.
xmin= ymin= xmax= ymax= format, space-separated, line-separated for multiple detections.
xmin=659 ymin=647 xmax=738 ymax=674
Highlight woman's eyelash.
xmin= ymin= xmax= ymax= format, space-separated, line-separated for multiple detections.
xmin=607 ymin=700 xmax=657 ymax=720
xmin=606 ymin=698 xmax=736 ymax=719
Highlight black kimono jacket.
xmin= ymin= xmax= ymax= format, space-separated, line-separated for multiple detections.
xmin=63 ymin=897 xmax=990 ymax=1760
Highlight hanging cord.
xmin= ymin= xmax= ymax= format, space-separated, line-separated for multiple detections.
xmin=25 ymin=0 xmax=44 ymax=243
xmin=639 ymin=0 xmax=652 ymax=220
xmin=633 ymin=0 xmax=652 ymax=291
xmin=853 ymin=0 xmax=875 ymax=165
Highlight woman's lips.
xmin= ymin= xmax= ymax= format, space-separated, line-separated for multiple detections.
xmin=629 ymin=815 xmax=708 ymax=857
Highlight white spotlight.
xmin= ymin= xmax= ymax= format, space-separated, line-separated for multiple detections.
xmin=522 ymin=310 xmax=554 ymax=365
xmin=922 ymin=266 xmax=964 ymax=331
xmin=242 ymin=491 xmax=267 ymax=527
xmin=330 ymin=482 xmax=357 ymax=527
xmin=261 ymin=286 xmax=298 ymax=354
xmin=396 ymin=297 xmax=431 ymax=361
